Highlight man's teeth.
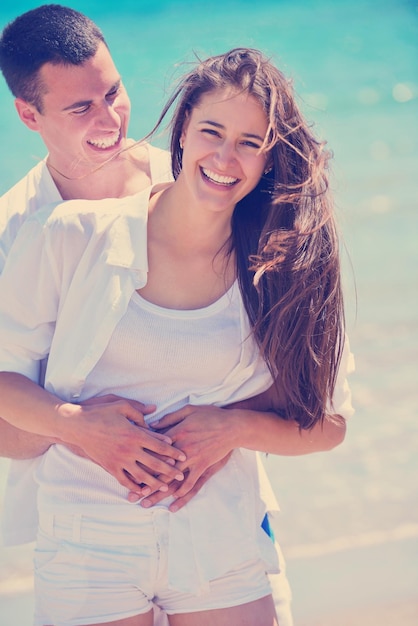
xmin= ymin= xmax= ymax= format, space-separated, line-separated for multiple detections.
xmin=202 ymin=168 xmax=238 ymax=185
xmin=88 ymin=133 xmax=119 ymax=149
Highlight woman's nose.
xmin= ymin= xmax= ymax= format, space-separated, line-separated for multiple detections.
xmin=213 ymin=141 xmax=236 ymax=167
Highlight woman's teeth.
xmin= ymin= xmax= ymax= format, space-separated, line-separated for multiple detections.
xmin=202 ymin=167 xmax=238 ymax=186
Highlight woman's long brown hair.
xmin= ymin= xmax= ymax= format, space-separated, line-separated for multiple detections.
xmin=148 ymin=48 xmax=345 ymax=429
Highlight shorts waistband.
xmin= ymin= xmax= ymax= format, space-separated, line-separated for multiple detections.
xmin=38 ymin=507 xmax=169 ymax=546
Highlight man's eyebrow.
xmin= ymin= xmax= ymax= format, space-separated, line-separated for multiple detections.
xmin=62 ymin=80 xmax=121 ymax=112
xmin=62 ymin=99 xmax=93 ymax=112
xmin=198 ymin=119 xmax=264 ymax=142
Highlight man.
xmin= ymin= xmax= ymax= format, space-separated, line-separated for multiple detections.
xmin=0 ymin=5 xmax=293 ymax=625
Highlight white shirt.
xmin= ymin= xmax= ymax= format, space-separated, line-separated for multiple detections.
xmin=0 ymin=167 xmax=354 ymax=555
xmin=0 ymin=143 xmax=172 ymax=272
xmin=0 ymin=187 xmax=282 ymax=589
xmin=36 ymin=280 xmax=274 ymax=507
xmin=0 ymin=144 xmax=173 ymax=545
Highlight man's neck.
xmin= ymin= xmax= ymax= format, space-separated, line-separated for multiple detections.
xmin=48 ymin=142 xmax=152 ymax=201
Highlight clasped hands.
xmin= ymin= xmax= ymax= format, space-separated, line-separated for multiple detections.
xmin=68 ymin=395 xmax=234 ymax=512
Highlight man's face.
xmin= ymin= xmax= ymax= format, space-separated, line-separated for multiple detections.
xmin=23 ymin=42 xmax=131 ymax=178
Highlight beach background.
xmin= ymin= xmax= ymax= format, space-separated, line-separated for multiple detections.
xmin=0 ymin=0 xmax=417 ymax=624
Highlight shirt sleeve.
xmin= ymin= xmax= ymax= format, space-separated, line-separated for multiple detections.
xmin=0 ymin=215 xmax=59 ymax=383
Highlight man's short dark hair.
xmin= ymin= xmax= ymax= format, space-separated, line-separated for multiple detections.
xmin=0 ymin=4 xmax=107 ymax=111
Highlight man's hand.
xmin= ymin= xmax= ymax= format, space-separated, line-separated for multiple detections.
xmin=59 ymin=394 xmax=187 ymax=497
xmin=128 ymin=454 xmax=232 ymax=511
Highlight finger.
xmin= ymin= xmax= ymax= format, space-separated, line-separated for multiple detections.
xmin=126 ymin=400 xmax=157 ymax=417
xmin=151 ymin=407 xmax=190 ymax=429
xmin=142 ymin=450 xmax=177 ymax=466
xmin=115 ymin=397 xmax=157 ymax=414
xmin=139 ymin=433 xmax=187 ymax=463
xmin=123 ymin=468 xmax=169 ymax=496
xmin=139 ymin=479 xmax=184 ymax=508
xmin=169 ymin=456 xmax=230 ymax=500
xmin=115 ymin=469 xmax=155 ymax=497
xmin=127 ymin=491 xmax=141 ymax=503
xmin=133 ymin=457 xmax=185 ymax=484
xmin=168 ymin=469 xmax=200 ymax=500
xmin=126 ymin=471 xmax=174 ymax=503
xmin=126 ymin=479 xmax=171 ymax=503
xmin=169 ymin=475 xmax=207 ymax=512
xmin=144 ymin=431 xmax=175 ymax=445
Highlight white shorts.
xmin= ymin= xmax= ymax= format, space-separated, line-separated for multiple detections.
xmin=34 ymin=509 xmax=272 ymax=626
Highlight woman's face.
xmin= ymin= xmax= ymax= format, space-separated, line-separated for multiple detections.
xmin=179 ymin=87 xmax=269 ymax=215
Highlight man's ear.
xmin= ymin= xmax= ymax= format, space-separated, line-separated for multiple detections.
xmin=14 ymin=98 xmax=41 ymax=131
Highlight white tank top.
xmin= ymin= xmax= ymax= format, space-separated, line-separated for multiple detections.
xmin=36 ymin=281 xmax=273 ymax=508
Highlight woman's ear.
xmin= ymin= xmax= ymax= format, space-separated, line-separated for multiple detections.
xmin=14 ymin=98 xmax=41 ymax=131
xmin=263 ymin=153 xmax=273 ymax=175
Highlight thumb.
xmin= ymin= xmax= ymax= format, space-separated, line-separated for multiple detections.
xmin=126 ymin=402 xmax=157 ymax=427
xmin=142 ymin=403 xmax=157 ymax=415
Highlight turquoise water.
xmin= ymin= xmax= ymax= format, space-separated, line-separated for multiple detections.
xmin=0 ymin=0 xmax=417 ymax=617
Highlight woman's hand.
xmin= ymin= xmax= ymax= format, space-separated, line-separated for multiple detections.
xmin=128 ymin=455 xmax=232 ymax=511
xmin=58 ymin=395 xmax=187 ymax=497
xmin=147 ymin=404 xmax=237 ymax=500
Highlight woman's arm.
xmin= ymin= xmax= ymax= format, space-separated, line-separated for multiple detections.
xmin=0 ymin=371 xmax=187 ymax=496
xmin=153 ymin=402 xmax=345 ymax=465
xmin=225 ymin=382 xmax=347 ymax=454
xmin=136 ymin=395 xmax=346 ymax=510
xmin=130 ymin=339 xmax=353 ymax=509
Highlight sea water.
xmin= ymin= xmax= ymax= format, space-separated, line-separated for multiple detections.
xmin=0 ymin=0 xmax=417 ymax=613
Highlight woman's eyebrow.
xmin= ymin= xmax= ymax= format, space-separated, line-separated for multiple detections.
xmin=198 ymin=120 xmax=264 ymax=141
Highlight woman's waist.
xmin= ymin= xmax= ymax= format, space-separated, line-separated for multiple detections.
xmin=36 ymin=444 xmax=163 ymax=508
xmin=36 ymin=445 xmax=261 ymax=512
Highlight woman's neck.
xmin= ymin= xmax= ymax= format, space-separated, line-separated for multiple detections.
xmin=149 ymin=181 xmax=233 ymax=258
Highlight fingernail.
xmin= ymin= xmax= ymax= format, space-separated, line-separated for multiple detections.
xmin=178 ymin=454 xmax=186 ymax=462
xmin=141 ymin=487 xmax=151 ymax=497
xmin=141 ymin=499 xmax=151 ymax=508
xmin=175 ymin=473 xmax=184 ymax=481
xmin=159 ymin=484 xmax=168 ymax=492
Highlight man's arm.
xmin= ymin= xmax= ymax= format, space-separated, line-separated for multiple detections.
xmin=0 ymin=372 xmax=187 ymax=496
xmin=0 ymin=417 xmax=54 ymax=459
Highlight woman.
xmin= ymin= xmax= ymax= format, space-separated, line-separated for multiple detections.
xmin=0 ymin=48 xmax=353 ymax=625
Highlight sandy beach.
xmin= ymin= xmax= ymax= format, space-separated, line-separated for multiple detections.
xmin=287 ymin=536 xmax=418 ymax=625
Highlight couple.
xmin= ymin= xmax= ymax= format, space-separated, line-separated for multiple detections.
xmin=0 ymin=5 xmax=354 ymax=626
